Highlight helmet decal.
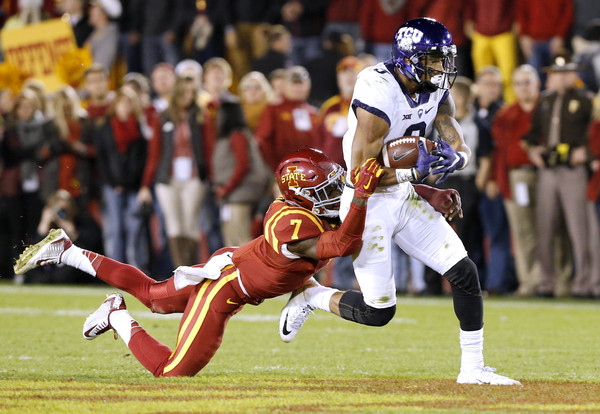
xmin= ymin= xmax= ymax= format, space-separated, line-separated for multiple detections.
xmin=396 ymin=27 xmax=424 ymax=51
xmin=281 ymin=166 xmax=304 ymax=188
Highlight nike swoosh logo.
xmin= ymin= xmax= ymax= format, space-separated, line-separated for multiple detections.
xmin=281 ymin=311 xmax=292 ymax=335
xmin=425 ymin=107 xmax=434 ymax=114
xmin=392 ymin=147 xmax=417 ymax=161
xmin=363 ymin=177 xmax=372 ymax=189
xmin=226 ymin=298 xmax=239 ymax=305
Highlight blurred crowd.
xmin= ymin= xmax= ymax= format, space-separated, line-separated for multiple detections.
xmin=1 ymin=0 xmax=600 ymax=299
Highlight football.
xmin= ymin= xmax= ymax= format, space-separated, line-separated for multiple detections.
xmin=380 ymin=136 xmax=437 ymax=169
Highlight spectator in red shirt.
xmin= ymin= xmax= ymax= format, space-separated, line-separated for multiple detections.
xmin=464 ymin=0 xmax=518 ymax=103
xmin=255 ymin=66 xmax=319 ymax=172
xmin=517 ymin=0 xmax=574 ymax=80
xmin=491 ymin=65 xmax=542 ymax=296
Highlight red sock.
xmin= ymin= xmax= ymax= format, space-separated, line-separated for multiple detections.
xmin=95 ymin=256 xmax=156 ymax=308
xmin=128 ymin=326 xmax=172 ymax=377
xmin=82 ymin=250 xmax=104 ymax=273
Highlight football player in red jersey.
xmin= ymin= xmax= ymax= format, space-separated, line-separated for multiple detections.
xmin=14 ymin=149 xmax=385 ymax=377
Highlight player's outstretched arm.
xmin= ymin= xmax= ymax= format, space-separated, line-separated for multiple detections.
xmin=287 ymin=159 xmax=384 ymax=260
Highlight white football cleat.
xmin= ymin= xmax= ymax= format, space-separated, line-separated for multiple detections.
xmin=279 ymin=289 xmax=315 ymax=343
xmin=83 ymin=293 xmax=127 ymax=340
xmin=13 ymin=228 xmax=72 ymax=274
xmin=457 ymin=366 xmax=522 ymax=385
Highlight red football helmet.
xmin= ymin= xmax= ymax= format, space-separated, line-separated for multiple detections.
xmin=276 ymin=148 xmax=345 ymax=217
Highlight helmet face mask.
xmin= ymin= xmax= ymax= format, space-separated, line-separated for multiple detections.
xmin=392 ymin=18 xmax=458 ymax=92
xmin=276 ymin=149 xmax=346 ymax=218
xmin=302 ymin=167 xmax=345 ymax=217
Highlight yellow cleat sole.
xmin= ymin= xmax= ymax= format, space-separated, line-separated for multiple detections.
xmin=13 ymin=228 xmax=63 ymax=275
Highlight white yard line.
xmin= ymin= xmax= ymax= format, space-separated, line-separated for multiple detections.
xmin=1 ymin=285 xmax=598 ymax=311
xmin=0 ymin=306 xmax=417 ymax=324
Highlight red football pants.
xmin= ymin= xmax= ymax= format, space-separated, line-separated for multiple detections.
xmin=91 ymin=248 xmax=247 ymax=377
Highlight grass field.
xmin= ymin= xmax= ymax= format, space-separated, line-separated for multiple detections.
xmin=1 ymin=282 xmax=600 ymax=413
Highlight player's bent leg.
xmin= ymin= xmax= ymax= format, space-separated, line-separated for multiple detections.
xmin=82 ymin=293 xmax=174 ymax=376
xmin=443 ymin=257 xmax=483 ymax=331
xmin=279 ymin=277 xmax=396 ymax=343
xmin=337 ymin=290 xmax=395 ymax=326
xmin=77 ymin=252 xmax=191 ymax=314
xmin=395 ymin=208 xmax=520 ymax=386
xmin=17 ymin=229 xmax=191 ymax=313
xmin=153 ymin=271 xmax=244 ymax=377
xmin=88 ymin=269 xmax=245 ymax=377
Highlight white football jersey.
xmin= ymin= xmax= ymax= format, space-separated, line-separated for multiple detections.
xmin=342 ymin=61 xmax=449 ymax=171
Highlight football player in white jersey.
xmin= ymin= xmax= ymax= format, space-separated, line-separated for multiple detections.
xmin=279 ymin=17 xmax=521 ymax=385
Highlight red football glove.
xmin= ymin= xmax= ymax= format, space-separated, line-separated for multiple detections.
xmin=351 ymin=158 xmax=384 ymax=200
xmin=413 ymin=184 xmax=463 ymax=221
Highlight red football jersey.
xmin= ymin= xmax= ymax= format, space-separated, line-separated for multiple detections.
xmin=232 ymin=198 xmax=333 ymax=300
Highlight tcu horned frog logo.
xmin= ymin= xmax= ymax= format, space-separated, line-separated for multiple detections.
xmin=396 ymin=27 xmax=424 ymax=50
xmin=280 ymin=166 xmax=305 ymax=187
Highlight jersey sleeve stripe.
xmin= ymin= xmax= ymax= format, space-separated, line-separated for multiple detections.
xmin=163 ymin=270 xmax=239 ymax=374
xmin=269 ymin=209 xmax=325 ymax=252
xmin=438 ymin=90 xmax=449 ymax=107
xmin=263 ymin=201 xmax=290 ymax=245
xmin=352 ymin=99 xmax=391 ymax=126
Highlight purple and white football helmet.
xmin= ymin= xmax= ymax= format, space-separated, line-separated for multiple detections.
xmin=392 ymin=17 xmax=457 ymax=92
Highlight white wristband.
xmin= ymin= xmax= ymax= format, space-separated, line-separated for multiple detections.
xmin=457 ymin=151 xmax=469 ymax=170
xmin=396 ymin=168 xmax=417 ymax=183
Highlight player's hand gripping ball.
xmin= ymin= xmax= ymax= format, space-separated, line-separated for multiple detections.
xmin=351 ymin=158 xmax=384 ymax=199
xmin=430 ymin=140 xmax=466 ymax=184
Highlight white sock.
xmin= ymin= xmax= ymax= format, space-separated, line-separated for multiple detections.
xmin=459 ymin=328 xmax=484 ymax=373
xmin=303 ymin=277 xmax=339 ymax=313
xmin=60 ymin=244 xmax=97 ymax=276
xmin=109 ymin=310 xmax=136 ymax=346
